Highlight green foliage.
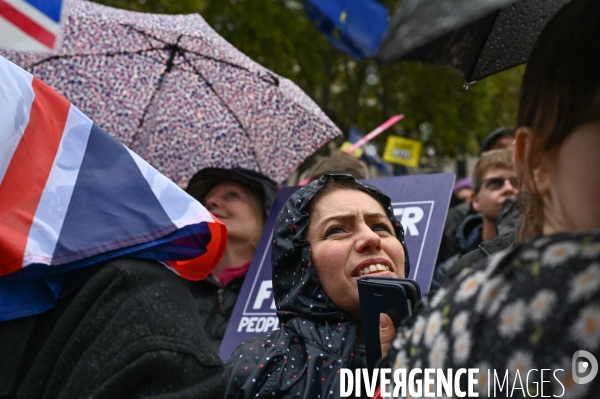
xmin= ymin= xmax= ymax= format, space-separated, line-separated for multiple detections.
xmin=91 ymin=0 xmax=524 ymax=166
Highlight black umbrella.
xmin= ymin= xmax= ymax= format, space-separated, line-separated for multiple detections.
xmin=376 ymin=0 xmax=571 ymax=82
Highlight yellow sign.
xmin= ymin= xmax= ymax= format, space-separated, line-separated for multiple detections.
xmin=339 ymin=141 xmax=364 ymax=158
xmin=382 ymin=136 xmax=422 ymax=168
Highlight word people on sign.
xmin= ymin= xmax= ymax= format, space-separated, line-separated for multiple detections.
xmin=237 ymin=316 xmax=279 ymax=333
xmin=237 ymin=281 xmax=278 ymax=333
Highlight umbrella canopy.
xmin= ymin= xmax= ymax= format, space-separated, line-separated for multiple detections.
xmin=376 ymin=0 xmax=571 ymax=82
xmin=1 ymin=0 xmax=342 ymax=185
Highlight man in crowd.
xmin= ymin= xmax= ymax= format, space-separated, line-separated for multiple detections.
xmin=435 ymin=127 xmax=516 ymax=266
xmin=431 ymin=148 xmax=518 ymax=289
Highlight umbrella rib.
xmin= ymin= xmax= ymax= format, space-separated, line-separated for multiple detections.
xmin=179 ymin=49 xmax=264 ymax=75
xmin=30 ymin=23 xmax=271 ymax=176
xmin=26 ymin=25 xmax=271 ymax=76
xmin=181 ymin=52 xmax=264 ymax=175
xmin=121 ymin=23 xmax=179 ymax=49
xmin=122 ymin=24 xmax=270 ymax=77
xmin=25 ymin=48 xmax=165 ymax=69
xmin=26 ymin=23 xmax=180 ymax=69
xmin=128 ymin=35 xmax=183 ymax=148
xmin=25 ymin=24 xmax=186 ymax=69
xmin=24 ymin=55 xmax=57 ymax=69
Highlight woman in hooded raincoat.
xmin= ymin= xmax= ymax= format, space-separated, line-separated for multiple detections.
xmin=224 ymin=174 xmax=410 ymax=399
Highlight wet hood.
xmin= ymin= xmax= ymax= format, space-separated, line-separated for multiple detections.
xmin=271 ymin=174 xmax=410 ymax=323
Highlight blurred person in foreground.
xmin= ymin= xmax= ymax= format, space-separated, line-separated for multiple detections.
xmin=431 ymin=149 xmax=518 ymax=290
xmin=224 ymin=174 xmax=409 ymax=399
xmin=379 ymin=1 xmax=600 ymax=397
xmin=186 ymin=168 xmax=277 ymax=347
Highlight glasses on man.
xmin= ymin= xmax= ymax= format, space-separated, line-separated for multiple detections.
xmin=482 ymin=177 xmax=518 ymax=191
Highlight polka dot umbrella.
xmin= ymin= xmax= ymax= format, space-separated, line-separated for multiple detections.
xmin=1 ymin=0 xmax=342 ymax=185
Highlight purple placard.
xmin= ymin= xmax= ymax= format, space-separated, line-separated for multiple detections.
xmin=219 ymin=173 xmax=455 ymax=361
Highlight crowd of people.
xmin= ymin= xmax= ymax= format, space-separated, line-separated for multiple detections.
xmin=0 ymin=0 xmax=599 ymax=398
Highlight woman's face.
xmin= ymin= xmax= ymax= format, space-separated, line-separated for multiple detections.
xmin=305 ymin=188 xmax=406 ymax=320
xmin=543 ymin=120 xmax=600 ymax=233
xmin=204 ymin=181 xmax=261 ymax=244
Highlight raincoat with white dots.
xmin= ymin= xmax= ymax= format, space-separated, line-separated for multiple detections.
xmin=225 ymin=174 xmax=409 ymax=399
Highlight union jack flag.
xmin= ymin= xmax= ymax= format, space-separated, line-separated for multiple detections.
xmin=0 ymin=0 xmax=66 ymax=52
xmin=0 ymin=55 xmax=227 ymax=321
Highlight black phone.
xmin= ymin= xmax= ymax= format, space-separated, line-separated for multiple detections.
xmin=357 ymin=277 xmax=422 ymax=369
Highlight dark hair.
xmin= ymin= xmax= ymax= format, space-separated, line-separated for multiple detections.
xmin=516 ymin=0 xmax=600 ymax=239
xmin=308 ymin=175 xmax=386 ymax=217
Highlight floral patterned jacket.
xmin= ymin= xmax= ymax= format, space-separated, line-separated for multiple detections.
xmin=382 ymin=230 xmax=600 ymax=399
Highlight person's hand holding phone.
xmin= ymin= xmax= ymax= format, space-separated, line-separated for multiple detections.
xmin=358 ymin=277 xmax=421 ymax=368
xmin=379 ymin=313 xmax=396 ymax=357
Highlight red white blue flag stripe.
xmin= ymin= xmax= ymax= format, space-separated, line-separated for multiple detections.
xmin=0 ymin=55 xmax=227 ymax=321
xmin=0 ymin=0 xmax=65 ymax=52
